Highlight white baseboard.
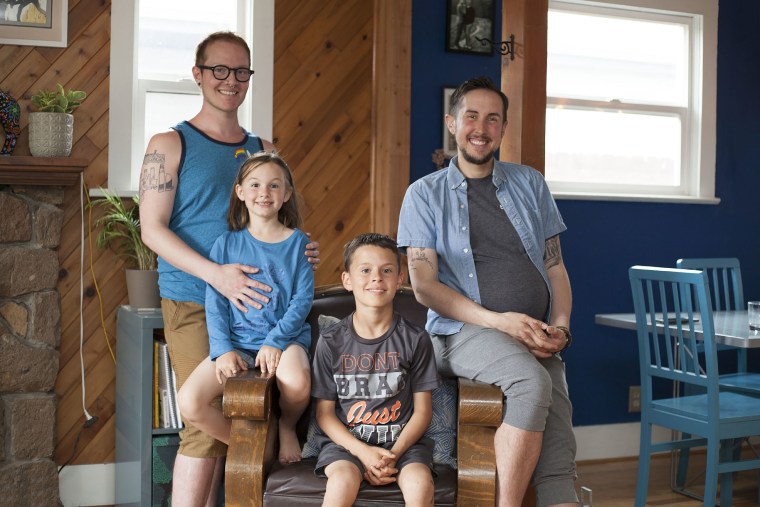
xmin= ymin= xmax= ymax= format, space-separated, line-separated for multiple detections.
xmin=59 ymin=463 xmax=115 ymax=507
xmin=573 ymin=422 xmax=669 ymax=462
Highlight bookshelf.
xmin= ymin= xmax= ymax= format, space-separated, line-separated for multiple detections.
xmin=115 ymin=306 xmax=178 ymax=507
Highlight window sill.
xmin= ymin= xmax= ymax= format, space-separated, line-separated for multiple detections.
xmin=552 ymin=191 xmax=721 ymax=205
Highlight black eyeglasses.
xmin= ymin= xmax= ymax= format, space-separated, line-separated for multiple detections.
xmin=197 ymin=65 xmax=255 ymax=82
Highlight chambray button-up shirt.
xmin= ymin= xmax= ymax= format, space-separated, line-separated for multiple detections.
xmin=397 ymin=158 xmax=567 ymax=336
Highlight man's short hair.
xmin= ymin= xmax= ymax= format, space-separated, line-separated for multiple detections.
xmin=343 ymin=233 xmax=400 ymax=271
xmin=196 ymin=31 xmax=251 ymax=67
xmin=449 ymin=76 xmax=509 ymax=120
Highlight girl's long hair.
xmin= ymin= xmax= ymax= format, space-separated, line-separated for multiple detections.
xmin=227 ymin=151 xmax=303 ymax=231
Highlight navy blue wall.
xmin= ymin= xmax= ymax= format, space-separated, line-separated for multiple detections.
xmin=410 ymin=0 xmax=760 ymax=426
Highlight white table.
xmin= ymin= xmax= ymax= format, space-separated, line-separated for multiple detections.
xmin=595 ymin=310 xmax=760 ymax=349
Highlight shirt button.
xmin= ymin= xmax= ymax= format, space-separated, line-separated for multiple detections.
xmin=461 ymin=182 xmax=466 ymax=187
xmin=463 ymin=248 xmax=468 ymax=253
xmin=499 ymin=205 xmax=503 ymax=209
xmin=468 ymin=273 xmax=474 ymax=278
xmin=460 ymin=204 xmax=464 ymax=209
xmin=462 ymin=226 xmax=467 ymax=231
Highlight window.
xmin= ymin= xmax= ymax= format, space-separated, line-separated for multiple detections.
xmin=544 ymin=0 xmax=718 ymax=203
xmin=107 ymin=0 xmax=274 ymax=193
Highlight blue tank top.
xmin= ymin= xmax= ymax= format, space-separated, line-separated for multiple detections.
xmin=158 ymin=121 xmax=263 ymax=304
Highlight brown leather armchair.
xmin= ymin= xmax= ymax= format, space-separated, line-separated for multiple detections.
xmin=222 ymin=285 xmax=504 ymax=506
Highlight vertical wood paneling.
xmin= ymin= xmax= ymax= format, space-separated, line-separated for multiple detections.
xmin=274 ymin=0 xmax=374 ymax=286
xmin=371 ymin=0 xmax=411 ymax=237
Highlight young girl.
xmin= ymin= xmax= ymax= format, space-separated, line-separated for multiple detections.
xmin=178 ymin=151 xmax=313 ymax=465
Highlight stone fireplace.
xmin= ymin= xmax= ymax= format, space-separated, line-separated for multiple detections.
xmin=0 ymin=159 xmax=85 ymax=506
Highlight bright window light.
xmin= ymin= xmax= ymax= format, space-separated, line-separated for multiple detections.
xmin=544 ymin=0 xmax=718 ymax=203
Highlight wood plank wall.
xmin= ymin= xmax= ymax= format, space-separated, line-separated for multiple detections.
xmin=0 ymin=0 xmax=390 ymax=466
xmin=273 ymin=0 xmax=374 ymax=285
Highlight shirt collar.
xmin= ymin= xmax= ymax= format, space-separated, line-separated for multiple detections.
xmin=446 ymin=156 xmax=508 ymax=189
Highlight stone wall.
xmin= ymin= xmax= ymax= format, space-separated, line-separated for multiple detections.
xmin=0 ymin=186 xmax=63 ymax=506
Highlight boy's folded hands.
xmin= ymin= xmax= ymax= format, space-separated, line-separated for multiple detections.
xmin=358 ymin=446 xmax=398 ymax=485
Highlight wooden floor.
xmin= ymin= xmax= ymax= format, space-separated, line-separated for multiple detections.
xmin=576 ymin=452 xmax=760 ymax=506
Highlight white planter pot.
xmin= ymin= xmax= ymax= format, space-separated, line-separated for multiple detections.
xmin=28 ymin=112 xmax=74 ymax=157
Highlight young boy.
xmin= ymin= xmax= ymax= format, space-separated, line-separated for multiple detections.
xmin=311 ymin=233 xmax=441 ymax=507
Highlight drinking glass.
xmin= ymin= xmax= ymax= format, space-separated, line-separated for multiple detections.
xmin=748 ymin=301 xmax=760 ymax=331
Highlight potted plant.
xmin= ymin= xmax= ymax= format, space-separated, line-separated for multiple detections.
xmin=89 ymin=188 xmax=160 ymax=308
xmin=28 ymin=83 xmax=87 ymax=157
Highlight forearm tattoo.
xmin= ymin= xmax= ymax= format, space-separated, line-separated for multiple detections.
xmin=139 ymin=150 xmax=174 ymax=203
xmin=408 ymin=248 xmax=434 ymax=273
xmin=544 ymin=235 xmax=562 ymax=270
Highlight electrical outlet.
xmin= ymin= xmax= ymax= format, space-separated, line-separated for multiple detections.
xmin=628 ymin=385 xmax=641 ymax=412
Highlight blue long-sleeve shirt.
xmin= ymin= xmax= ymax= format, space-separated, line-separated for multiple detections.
xmin=205 ymin=228 xmax=314 ymax=360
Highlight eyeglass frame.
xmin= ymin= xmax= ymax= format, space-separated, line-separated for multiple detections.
xmin=197 ymin=65 xmax=255 ymax=83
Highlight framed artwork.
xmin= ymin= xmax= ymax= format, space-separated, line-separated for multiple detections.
xmin=0 ymin=0 xmax=68 ymax=48
xmin=442 ymin=87 xmax=457 ymax=156
xmin=445 ymin=0 xmax=495 ymax=55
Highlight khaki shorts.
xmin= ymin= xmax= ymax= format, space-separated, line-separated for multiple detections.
xmin=162 ymin=298 xmax=227 ymax=458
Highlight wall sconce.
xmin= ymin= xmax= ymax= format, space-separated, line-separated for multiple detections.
xmin=474 ymin=34 xmax=515 ymax=60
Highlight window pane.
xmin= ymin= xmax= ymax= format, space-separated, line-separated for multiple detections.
xmin=545 ymin=107 xmax=682 ymax=186
xmin=144 ymin=92 xmax=204 ymax=151
xmin=138 ymin=0 xmax=238 ymax=81
xmin=547 ymin=9 xmax=689 ymax=106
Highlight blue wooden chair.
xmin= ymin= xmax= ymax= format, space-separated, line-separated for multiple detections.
xmin=676 ymin=258 xmax=760 ymax=393
xmin=629 ymin=266 xmax=760 ymax=506
xmin=674 ymin=258 xmax=760 ymax=497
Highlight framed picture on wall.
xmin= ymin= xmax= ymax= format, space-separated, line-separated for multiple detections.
xmin=442 ymin=87 xmax=457 ymax=156
xmin=445 ymin=0 xmax=495 ymax=55
xmin=0 ymin=0 xmax=68 ymax=48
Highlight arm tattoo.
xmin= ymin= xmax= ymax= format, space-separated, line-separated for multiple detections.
xmin=407 ymin=248 xmax=435 ymax=273
xmin=544 ymin=235 xmax=562 ymax=270
xmin=139 ymin=150 xmax=174 ymax=203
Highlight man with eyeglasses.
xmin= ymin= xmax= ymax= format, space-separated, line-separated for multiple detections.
xmin=140 ymin=31 xmax=319 ymax=507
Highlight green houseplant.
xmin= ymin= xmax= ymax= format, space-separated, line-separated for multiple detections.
xmin=89 ymin=189 xmax=160 ymax=308
xmin=28 ymin=83 xmax=87 ymax=157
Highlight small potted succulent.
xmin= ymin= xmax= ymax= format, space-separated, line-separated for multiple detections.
xmin=88 ymin=188 xmax=160 ymax=308
xmin=28 ymin=83 xmax=87 ymax=157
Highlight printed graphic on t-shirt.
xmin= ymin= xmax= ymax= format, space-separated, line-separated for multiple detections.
xmin=335 ymin=351 xmax=408 ymax=444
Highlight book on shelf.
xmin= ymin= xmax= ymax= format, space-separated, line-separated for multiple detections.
xmin=153 ymin=341 xmax=160 ymax=428
xmin=153 ymin=340 xmax=183 ymax=430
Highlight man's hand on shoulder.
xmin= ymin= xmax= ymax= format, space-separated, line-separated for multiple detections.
xmin=304 ymin=233 xmax=320 ymax=271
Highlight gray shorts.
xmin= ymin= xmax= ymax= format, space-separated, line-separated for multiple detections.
xmin=313 ymin=433 xmax=435 ymax=478
xmin=234 ymin=341 xmax=311 ymax=367
xmin=433 ymin=324 xmax=578 ymax=507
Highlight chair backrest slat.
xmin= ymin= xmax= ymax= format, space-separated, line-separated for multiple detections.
xmin=630 ymin=266 xmax=718 ymax=396
xmin=676 ymin=258 xmax=744 ymax=312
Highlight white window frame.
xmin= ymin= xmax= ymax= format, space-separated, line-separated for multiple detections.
xmin=546 ymin=0 xmax=719 ymax=204
xmin=107 ymin=0 xmax=274 ymax=194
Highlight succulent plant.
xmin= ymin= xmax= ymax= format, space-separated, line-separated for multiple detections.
xmin=30 ymin=83 xmax=87 ymax=114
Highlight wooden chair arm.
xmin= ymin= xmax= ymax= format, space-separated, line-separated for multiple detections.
xmin=456 ymin=377 xmax=502 ymax=507
xmin=223 ymin=370 xmax=277 ymax=507
xmin=223 ymin=369 xmax=276 ymax=419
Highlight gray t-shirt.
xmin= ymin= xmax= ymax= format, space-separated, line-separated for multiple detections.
xmin=467 ymin=175 xmax=549 ymax=320
xmin=311 ymin=313 xmax=441 ymax=445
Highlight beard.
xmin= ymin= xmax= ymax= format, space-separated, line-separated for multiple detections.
xmin=458 ymin=141 xmax=497 ymax=166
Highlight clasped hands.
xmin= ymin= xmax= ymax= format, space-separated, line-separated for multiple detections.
xmin=496 ymin=312 xmax=567 ymax=359
xmin=358 ymin=446 xmax=399 ymax=486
